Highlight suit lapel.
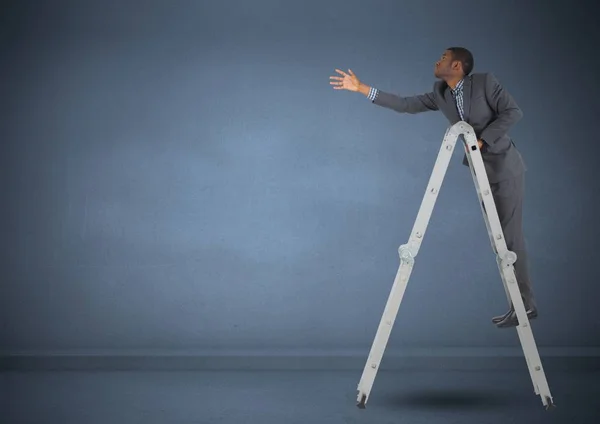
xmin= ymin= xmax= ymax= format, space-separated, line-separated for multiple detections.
xmin=462 ymin=76 xmax=472 ymax=122
xmin=443 ymin=88 xmax=461 ymax=123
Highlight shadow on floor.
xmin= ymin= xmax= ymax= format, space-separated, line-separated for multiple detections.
xmin=383 ymin=388 xmax=517 ymax=411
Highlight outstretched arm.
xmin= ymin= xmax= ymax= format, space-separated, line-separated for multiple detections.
xmin=479 ymin=73 xmax=523 ymax=146
xmin=329 ymin=69 xmax=437 ymax=114
xmin=360 ymin=84 xmax=439 ymax=114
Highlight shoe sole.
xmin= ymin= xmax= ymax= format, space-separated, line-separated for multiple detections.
xmin=492 ymin=312 xmax=537 ymax=324
xmin=495 ymin=313 xmax=538 ymax=328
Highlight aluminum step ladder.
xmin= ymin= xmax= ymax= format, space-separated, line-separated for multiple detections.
xmin=355 ymin=121 xmax=554 ymax=410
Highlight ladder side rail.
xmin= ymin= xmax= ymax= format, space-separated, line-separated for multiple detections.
xmin=357 ymin=127 xmax=458 ymax=408
xmin=461 ymin=124 xmax=553 ymax=407
xmin=356 ymin=123 xmax=468 ymax=407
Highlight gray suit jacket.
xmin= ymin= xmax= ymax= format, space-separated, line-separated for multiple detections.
xmin=372 ymin=72 xmax=526 ymax=183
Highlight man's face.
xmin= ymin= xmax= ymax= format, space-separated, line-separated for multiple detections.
xmin=434 ymin=50 xmax=460 ymax=79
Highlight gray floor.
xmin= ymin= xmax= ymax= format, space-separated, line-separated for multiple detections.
xmin=1 ymin=369 xmax=599 ymax=423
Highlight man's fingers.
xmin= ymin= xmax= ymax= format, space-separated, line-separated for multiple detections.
xmin=331 ymin=70 xmax=354 ymax=90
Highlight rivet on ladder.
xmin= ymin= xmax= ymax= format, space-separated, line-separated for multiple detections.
xmin=535 ymin=366 xmax=541 ymax=371
xmin=371 ymin=364 xmax=377 ymax=369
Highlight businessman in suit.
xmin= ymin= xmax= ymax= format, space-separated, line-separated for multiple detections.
xmin=329 ymin=47 xmax=536 ymax=328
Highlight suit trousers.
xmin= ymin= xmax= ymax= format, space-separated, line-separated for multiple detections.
xmin=482 ymin=171 xmax=536 ymax=310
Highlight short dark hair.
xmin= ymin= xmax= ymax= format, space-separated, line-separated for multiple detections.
xmin=447 ymin=47 xmax=474 ymax=76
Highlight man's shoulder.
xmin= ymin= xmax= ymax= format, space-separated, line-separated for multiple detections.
xmin=468 ymin=72 xmax=501 ymax=87
xmin=432 ymin=79 xmax=447 ymax=96
xmin=469 ymin=72 xmax=491 ymax=81
xmin=429 ymin=72 xmax=495 ymax=96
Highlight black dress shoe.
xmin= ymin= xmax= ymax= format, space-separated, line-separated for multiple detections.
xmin=496 ymin=308 xmax=538 ymax=329
xmin=491 ymin=309 xmax=513 ymax=324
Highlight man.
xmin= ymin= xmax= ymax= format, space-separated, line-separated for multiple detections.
xmin=329 ymin=47 xmax=536 ymax=328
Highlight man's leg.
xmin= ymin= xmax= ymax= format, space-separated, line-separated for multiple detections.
xmin=484 ymin=172 xmax=537 ymax=327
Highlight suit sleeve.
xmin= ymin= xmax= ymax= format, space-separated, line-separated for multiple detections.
xmin=479 ymin=73 xmax=523 ymax=146
xmin=369 ymin=87 xmax=438 ymax=114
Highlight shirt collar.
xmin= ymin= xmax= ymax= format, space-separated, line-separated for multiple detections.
xmin=450 ymin=78 xmax=464 ymax=95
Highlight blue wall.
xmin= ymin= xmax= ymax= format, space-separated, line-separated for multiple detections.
xmin=1 ymin=0 xmax=598 ymax=357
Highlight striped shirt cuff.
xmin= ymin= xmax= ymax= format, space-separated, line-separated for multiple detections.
xmin=367 ymin=87 xmax=379 ymax=102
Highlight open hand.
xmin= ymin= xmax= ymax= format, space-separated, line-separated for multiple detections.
xmin=329 ymin=69 xmax=361 ymax=92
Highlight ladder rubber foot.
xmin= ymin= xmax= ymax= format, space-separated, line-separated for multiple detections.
xmin=544 ymin=397 xmax=556 ymax=411
xmin=357 ymin=394 xmax=367 ymax=409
